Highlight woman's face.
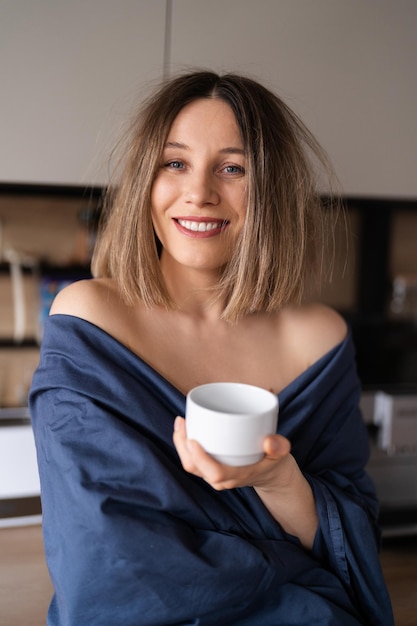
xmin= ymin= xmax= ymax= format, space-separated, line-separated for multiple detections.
xmin=151 ymin=98 xmax=247 ymax=277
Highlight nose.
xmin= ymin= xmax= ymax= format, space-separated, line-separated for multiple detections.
xmin=185 ymin=169 xmax=220 ymax=207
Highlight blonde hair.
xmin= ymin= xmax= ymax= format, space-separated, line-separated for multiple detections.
xmin=92 ymin=70 xmax=339 ymax=322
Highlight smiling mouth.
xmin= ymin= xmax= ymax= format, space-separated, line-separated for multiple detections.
xmin=176 ymin=219 xmax=229 ymax=233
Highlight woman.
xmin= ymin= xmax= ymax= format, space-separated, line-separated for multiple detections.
xmin=30 ymin=71 xmax=393 ymax=625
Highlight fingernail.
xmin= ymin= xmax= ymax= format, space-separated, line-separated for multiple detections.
xmin=269 ymin=439 xmax=279 ymax=455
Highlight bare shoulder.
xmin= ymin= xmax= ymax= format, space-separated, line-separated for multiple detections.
xmin=49 ymin=277 xmax=122 ymax=328
xmin=278 ymin=302 xmax=348 ymax=368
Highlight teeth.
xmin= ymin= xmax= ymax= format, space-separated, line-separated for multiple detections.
xmin=177 ymin=220 xmax=222 ymax=232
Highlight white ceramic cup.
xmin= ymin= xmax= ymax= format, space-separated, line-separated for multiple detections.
xmin=185 ymin=382 xmax=279 ymax=466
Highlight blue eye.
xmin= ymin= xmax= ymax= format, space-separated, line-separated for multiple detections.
xmin=166 ymin=160 xmax=184 ymax=169
xmin=223 ymin=165 xmax=245 ymax=175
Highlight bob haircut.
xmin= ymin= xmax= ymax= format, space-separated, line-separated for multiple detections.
xmin=92 ymin=70 xmax=338 ymax=322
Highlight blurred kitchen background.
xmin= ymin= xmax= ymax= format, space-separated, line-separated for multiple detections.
xmin=1 ymin=0 xmax=416 ymax=537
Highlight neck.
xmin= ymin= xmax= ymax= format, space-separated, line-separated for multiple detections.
xmin=159 ymin=254 xmax=226 ymax=319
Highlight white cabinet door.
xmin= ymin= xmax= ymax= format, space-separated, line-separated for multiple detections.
xmin=0 ymin=0 xmax=167 ymax=185
xmin=0 ymin=425 xmax=39 ymax=498
xmin=169 ymin=0 xmax=417 ymax=198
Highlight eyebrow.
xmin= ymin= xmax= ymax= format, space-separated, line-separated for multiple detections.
xmin=165 ymin=141 xmax=245 ymax=155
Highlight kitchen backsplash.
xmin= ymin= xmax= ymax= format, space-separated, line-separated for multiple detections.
xmin=0 ymin=348 xmax=40 ymax=407
xmin=1 ymin=190 xmax=416 ymax=407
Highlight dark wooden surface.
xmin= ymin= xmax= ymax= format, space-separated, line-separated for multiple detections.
xmin=379 ymin=535 xmax=417 ymax=626
xmin=0 ymin=525 xmax=52 ymax=626
xmin=0 ymin=524 xmax=416 ymax=625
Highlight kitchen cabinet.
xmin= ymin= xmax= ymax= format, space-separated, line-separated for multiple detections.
xmin=333 ymin=196 xmax=417 ymax=536
xmin=1 ymin=1 xmax=416 ymax=196
xmin=334 ymin=198 xmax=417 ymax=390
xmin=169 ymin=0 xmax=417 ymax=198
xmin=0 ymin=1 xmax=166 ymax=185
xmin=0 ymin=421 xmax=40 ymax=506
xmin=0 ymin=184 xmax=103 ymax=519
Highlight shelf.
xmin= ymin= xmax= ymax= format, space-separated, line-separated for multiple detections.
xmin=0 ymin=262 xmax=91 ymax=276
xmin=0 ymin=339 xmax=39 ymax=349
xmin=0 ymin=496 xmax=41 ymax=520
xmin=0 ymin=407 xmax=30 ymax=419
xmin=0 ymin=407 xmax=31 ymax=426
xmin=346 ymin=316 xmax=417 ymax=390
xmin=0 ymin=181 xmax=105 ymax=199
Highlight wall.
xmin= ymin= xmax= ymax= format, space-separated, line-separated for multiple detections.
xmin=0 ymin=0 xmax=416 ymax=196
